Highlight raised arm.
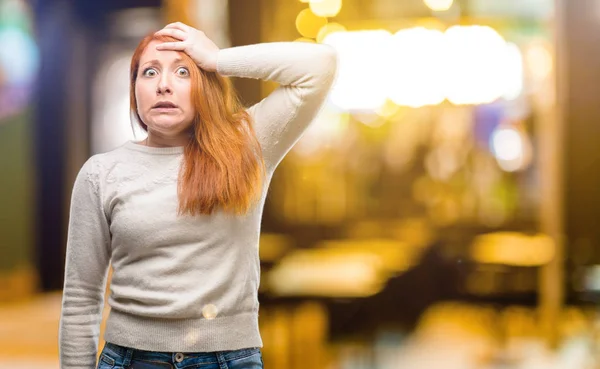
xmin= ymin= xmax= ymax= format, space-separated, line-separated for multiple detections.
xmin=155 ymin=22 xmax=338 ymax=170
xmin=59 ymin=157 xmax=112 ymax=368
xmin=217 ymin=42 xmax=338 ymax=168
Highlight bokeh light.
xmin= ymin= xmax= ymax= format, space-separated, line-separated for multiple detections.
xmin=444 ymin=25 xmax=519 ymax=105
xmin=323 ymin=25 xmax=523 ymax=110
xmin=388 ymin=27 xmax=446 ymax=107
xmin=490 ymin=125 xmax=532 ymax=172
xmin=471 ymin=232 xmax=555 ymax=266
xmin=296 ymin=8 xmax=328 ymax=39
xmin=502 ymin=43 xmax=524 ymax=100
xmin=0 ymin=28 xmax=39 ymax=85
xmin=323 ymin=30 xmax=391 ymax=111
xmin=423 ymin=0 xmax=454 ymax=12
xmin=0 ymin=0 xmax=39 ymax=120
xmin=526 ymin=40 xmax=553 ymax=81
xmin=316 ymin=22 xmax=346 ymax=43
xmin=309 ymin=0 xmax=342 ymax=18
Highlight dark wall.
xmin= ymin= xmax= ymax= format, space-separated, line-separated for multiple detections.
xmin=228 ymin=0 xmax=263 ymax=106
xmin=559 ymin=0 xmax=600 ymax=294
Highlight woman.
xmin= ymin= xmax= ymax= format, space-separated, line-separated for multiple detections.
xmin=59 ymin=22 xmax=337 ymax=369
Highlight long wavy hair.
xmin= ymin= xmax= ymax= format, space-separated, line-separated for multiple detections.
xmin=130 ymin=34 xmax=265 ymax=216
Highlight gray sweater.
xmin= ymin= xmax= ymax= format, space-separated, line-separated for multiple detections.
xmin=59 ymin=42 xmax=337 ymax=368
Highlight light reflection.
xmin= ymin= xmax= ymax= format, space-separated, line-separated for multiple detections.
xmin=491 ymin=127 xmax=523 ymax=162
xmin=389 ymin=27 xmax=446 ymax=108
xmin=502 ymin=43 xmax=524 ymax=100
xmin=423 ymin=0 xmax=454 ymax=12
xmin=444 ymin=25 xmax=518 ymax=105
xmin=0 ymin=0 xmax=38 ymax=120
xmin=471 ymin=232 xmax=555 ymax=266
xmin=490 ymin=124 xmax=532 ymax=172
xmin=268 ymin=249 xmax=384 ymax=297
xmin=316 ymin=22 xmax=346 ymax=43
xmin=526 ymin=40 xmax=553 ymax=81
xmin=375 ymin=99 xmax=400 ymax=118
xmin=309 ymin=0 xmax=342 ymax=18
xmin=0 ymin=28 xmax=38 ymax=85
xmin=352 ymin=111 xmax=385 ymax=127
xmin=323 ymin=25 xmax=524 ymax=109
xmin=323 ymin=30 xmax=392 ymax=111
xmin=295 ymin=8 xmax=327 ymax=39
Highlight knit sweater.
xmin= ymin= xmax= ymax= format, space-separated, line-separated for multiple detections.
xmin=59 ymin=42 xmax=337 ymax=368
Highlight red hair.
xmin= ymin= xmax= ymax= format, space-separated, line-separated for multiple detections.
xmin=130 ymin=34 xmax=265 ymax=216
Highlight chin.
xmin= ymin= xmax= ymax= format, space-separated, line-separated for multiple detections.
xmin=148 ymin=118 xmax=193 ymax=133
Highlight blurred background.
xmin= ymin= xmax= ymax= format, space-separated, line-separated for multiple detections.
xmin=1 ymin=0 xmax=600 ymax=367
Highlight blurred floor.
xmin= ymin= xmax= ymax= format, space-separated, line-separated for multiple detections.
xmin=0 ymin=293 xmax=60 ymax=368
xmin=0 ymin=293 xmax=109 ymax=369
xmin=0 ymin=293 xmax=597 ymax=369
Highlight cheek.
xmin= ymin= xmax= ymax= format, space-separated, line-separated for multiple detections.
xmin=135 ymin=84 xmax=153 ymax=110
xmin=177 ymin=82 xmax=194 ymax=111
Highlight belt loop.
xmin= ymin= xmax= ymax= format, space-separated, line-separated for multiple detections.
xmin=216 ymin=352 xmax=228 ymax=369
xmin=122 ymin=347 xmax=134 ymax=368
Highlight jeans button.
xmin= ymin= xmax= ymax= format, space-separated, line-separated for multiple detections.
xmin=175 ymin=352 xmax=184 ymax=362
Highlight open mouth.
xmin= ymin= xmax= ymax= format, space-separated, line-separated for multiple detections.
xmin=152 ymin=101 xmax=178 ymax=109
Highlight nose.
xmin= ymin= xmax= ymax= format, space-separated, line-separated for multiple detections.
xmin=156 ymin=74 xmax=172 ymax=95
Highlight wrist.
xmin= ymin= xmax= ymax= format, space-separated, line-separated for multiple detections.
xmin=211 ymin=50 xmax=221 ymax=73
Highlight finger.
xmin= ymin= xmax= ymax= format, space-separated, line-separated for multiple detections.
xmin=163 ymin=22 xmax=190 ymax=32
xmin=155 ymin=42 xmax=187 ymax=51
xmin=155 ymin=28 xmax=187 ymax=41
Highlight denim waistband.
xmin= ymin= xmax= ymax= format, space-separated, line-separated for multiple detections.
xmin=103 ymin=341 xmax=261 ymax=365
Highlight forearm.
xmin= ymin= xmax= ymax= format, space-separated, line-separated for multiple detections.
xmin=59 ymin=281 xmax=108 ymax=368
xmin=216 ymin=42 xmax=337 ymax=88
xmin=60 ymin=156 xmax=112 ymax=368
xmin=216 ymin=42 xmax=337 ymax=169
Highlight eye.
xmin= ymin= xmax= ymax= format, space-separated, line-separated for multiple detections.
xmin=176 ymin=67 xmax=189 ymax=77
xmin=143 ymin=68 xmax=157 ymax=77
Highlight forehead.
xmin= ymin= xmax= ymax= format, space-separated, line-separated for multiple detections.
xmin=139 ymin=40 xmax=183 ymax=65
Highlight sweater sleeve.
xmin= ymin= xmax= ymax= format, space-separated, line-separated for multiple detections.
xmin=216 ymin=42 xmax=338 ymax=169
xmin=59 ymin=156 xmax=112 ymax=369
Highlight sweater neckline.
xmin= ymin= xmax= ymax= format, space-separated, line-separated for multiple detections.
xmin=124 ymin=140 xmax=185 ymax=155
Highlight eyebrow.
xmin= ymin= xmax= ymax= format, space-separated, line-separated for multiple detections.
xmin=141 ymin=58 xmax=185 ymax=68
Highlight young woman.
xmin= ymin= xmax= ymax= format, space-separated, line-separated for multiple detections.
xmin=59 ymin=22 xmax=337 ymax=369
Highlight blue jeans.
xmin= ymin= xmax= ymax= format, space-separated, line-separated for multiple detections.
xmin=97 ymin=342 xmax=264 ymax=369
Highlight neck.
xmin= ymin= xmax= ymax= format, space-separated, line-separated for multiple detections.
xmin=144 ymin=132 xmax=190 ymax=148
